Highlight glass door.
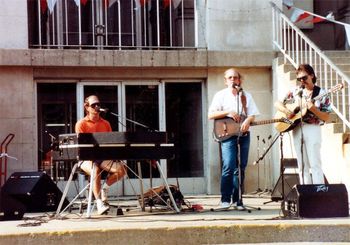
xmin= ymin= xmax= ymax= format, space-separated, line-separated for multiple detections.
xmin=77 ymin=80 xmax=205 ymax=195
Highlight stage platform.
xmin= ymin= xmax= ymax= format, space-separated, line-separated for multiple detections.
xmin=0 ymin=195 xmax=349 ymax=245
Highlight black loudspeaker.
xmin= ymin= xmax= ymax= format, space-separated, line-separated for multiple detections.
xmin=285 ymin=184 xmax=349 ymax=218
xmin=271 ymin=173 xmax=299 ymax=202
xmin=1 ymin=171 xmax=68 ymax=213
xmin=0 ymin=188 xmax=26 ymax=221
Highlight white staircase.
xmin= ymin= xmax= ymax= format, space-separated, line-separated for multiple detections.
xmin=273 ymin=57 xmax=350 ymax=197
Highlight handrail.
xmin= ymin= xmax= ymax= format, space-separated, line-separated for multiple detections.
xmin=0 ymin=133 xmax=15 ymax=186
xmin=270 ymin=2 xmax=350 ymax=133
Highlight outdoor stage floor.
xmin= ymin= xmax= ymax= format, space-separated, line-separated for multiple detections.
xmin=0 ymin=194 xmax=349 ymax=244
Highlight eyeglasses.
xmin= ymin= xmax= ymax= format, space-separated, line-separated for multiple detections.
xmin=89 ymin=103 xmax=101 ymax=108
xmin=296 ymin=75 xmax=308 ymax=82
xmin=226 ymin=76 xmax=239 ymax=80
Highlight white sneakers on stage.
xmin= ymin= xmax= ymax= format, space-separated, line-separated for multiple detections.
xmin=220 ymin=202 xmax=231 ymax=209
xmin=96 ymin=199 xmax=109 ymax=215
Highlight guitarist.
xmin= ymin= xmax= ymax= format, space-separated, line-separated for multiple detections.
xmin=274 ymin=64 xmax=331 ymax=185
xmin=208 ymin=68 xmax=260 ymax=209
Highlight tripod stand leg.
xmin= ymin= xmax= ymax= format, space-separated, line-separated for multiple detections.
xmin=86 ymin=163 xmax=95 ymax=218
xmin=155 ymin=161 xmax=180 ymax=213
xmin=56 ymin=162 xmax=79 ymax=216
xmin=137 ymin=161 xmax=145 ymax=211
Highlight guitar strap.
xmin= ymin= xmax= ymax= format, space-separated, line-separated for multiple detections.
xmin=240 ymin=92 xmax=248 ymax=116
xmin=311 ymin=85 xmax=321 ymax=99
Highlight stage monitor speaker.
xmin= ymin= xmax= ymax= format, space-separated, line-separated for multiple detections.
xmin=0 ymin=188 xmax=26 ymax=221
xmin=286 ymin=184 xmax=349 ymax=218
xmin=1 ymin=171 xmax=68 ymax=213
xmin=271 ymin=173 xmax=299 ymax=202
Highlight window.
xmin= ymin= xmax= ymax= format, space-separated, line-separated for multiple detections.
xmin=27 ymin=0 xmax=195 ymax=49
xmin=37 ymin=80 xmax=204 ymax=182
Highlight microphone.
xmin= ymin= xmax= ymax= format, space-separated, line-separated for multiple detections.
xmin=297 ymin=85 xmax=305 ymax=97
xmin=98 ymin=108 xmax=109 ymax=112
xmin=232 ymin=83 xmax=243 ymax=92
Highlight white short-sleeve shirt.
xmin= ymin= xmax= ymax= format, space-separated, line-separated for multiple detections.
xmin=208 ymin=88 xmax=260 ymax=117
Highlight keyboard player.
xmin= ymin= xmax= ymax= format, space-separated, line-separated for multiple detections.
xmin=75 ymin=95 xmax=126 ymax=215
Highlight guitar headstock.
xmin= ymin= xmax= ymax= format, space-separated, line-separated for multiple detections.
xmin=329 ymin=83 xmax=344 ymax=93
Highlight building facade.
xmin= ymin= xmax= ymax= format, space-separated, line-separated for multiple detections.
xmin=1 ymin=0 xmax=347 ymax=196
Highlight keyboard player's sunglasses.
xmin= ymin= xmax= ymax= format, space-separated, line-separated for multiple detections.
xmin=89 ymin=103 xmax=101 ymax=108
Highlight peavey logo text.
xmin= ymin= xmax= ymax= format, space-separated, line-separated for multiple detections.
xmin=315 ymin=185 xmax=329 ymax=192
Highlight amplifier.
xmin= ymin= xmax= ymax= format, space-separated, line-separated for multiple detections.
xmin=284 ymin=184 xmax=349 ymax=218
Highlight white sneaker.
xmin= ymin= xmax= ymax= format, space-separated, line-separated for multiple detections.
xmin=220 ymin=202 xmax=231 ymax=209
xmin=96 ymin=199 xmax=109 ymax=215
xmin=235 ymin=204 xmax=245 ymax=211
xmin=101 ymin=188 xmax=108 ymax=203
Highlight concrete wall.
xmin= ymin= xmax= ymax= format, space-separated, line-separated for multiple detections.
xmin=206 ymin=0 xmax=280 ymax=51
xmin=0 ymin=0 xmax=279 ymax=195
xmin=0 ymin=49 xmax=275 ymax=195
xmin=0 ymin=67 xmax=36 ymax=177
xmin=0 ymin=0 xmax=28 ymax=49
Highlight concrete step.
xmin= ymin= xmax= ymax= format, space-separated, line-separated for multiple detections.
xmin=324 ymin=51 xmax=350 ymax=57
xmin=327 ymin=57 xmax=350 ymax=64
xmin=322 ymin=122 xmax=350 ymax=134
xmin=0 ymin=196 xmax=349 ymax=244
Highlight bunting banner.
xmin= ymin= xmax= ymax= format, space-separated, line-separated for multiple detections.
xmin=108 ymin=0 xmax=118 ymax=7
xmin=40 ymin=0 xmax=47 ymax=13
xmin=282 ymin=0 xmax=294 ymax=9
xmin=47 ymin=0 xmax=57 ymax=13
xmin=306 ymin=16 xmax=325 ymax=24
xmin=289 ymin=6 xmax=350 ymax=49
xmin=172 ymin=0 xmax=181 ymax=9
xmin=290 ymin=8 xmax=304 ymax=22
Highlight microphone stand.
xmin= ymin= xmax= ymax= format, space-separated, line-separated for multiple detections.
xmin=106 ymin=110 xmax=159 ymax=132
xmin=45 ymin=130 xmax=58 ymax=182
xmin=253 ymin=133 xmax=279 ymax=166
xmin=297 ymin=90 xmax=306 ymax=185
xmin=235 ymin=88 xmax=260 ymax=212
xmin=249 ymin=135 xmax=263 ymax=195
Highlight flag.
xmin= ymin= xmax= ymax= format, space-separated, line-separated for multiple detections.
xmin=47 ymin=0 xmax=58 ymax=13
xmin=172 ymin=0 xmax=181 ymax=9
xmin=81 ymin=0 xmax=88 ymax=5
xmin=135 ymin=0 xmax=149 ymax=7
xmin=325 ymin=12 xmax=335 ymax=21
xmin=290 ymin=8 xmax=304 ymax=22
xmin=345 ymin=25 xmax=350 ymax=46
xmin=283 ymin=0 xmax=294 ymax=9
xmin=305 ymin=11 xmax=333 ymax=24
xmin=163 ymin=0 xmax=170 ymax=8
xmin=295 ymin=12 xmax=310 ymax=23
xmin=40 ymin=0 xmax=47 ymax=13
xmin=307 ymin=16 xmax=325 ymax=24
xmin=108 ymin=0 xmax=118 ymax=7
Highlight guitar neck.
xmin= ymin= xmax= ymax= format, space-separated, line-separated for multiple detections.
xmin=251 ymin=119 xmax=282 ymax=126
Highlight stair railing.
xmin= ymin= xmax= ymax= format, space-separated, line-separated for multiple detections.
xmin=271 ymin=2 xmax=350 ymax=132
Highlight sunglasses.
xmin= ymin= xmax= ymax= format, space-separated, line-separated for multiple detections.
xmin=296 ymin=75 xmax=308 ymax=82
xmin=89 ymin=103 xmax=101 ymax=108
xmin=226 ymin=76 xmax=240 ymax=80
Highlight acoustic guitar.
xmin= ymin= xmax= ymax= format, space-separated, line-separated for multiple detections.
xmin=274 ymin=83 xmax=343 ymax=133
xmin=213 ymin=117 xmax=292 ymax=142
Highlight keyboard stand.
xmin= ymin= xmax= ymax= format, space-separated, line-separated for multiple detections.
xmin=154 ymin=160 xmax=180 ymax=213
xmin=56 ymin=160 xmax=180 ymax=218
